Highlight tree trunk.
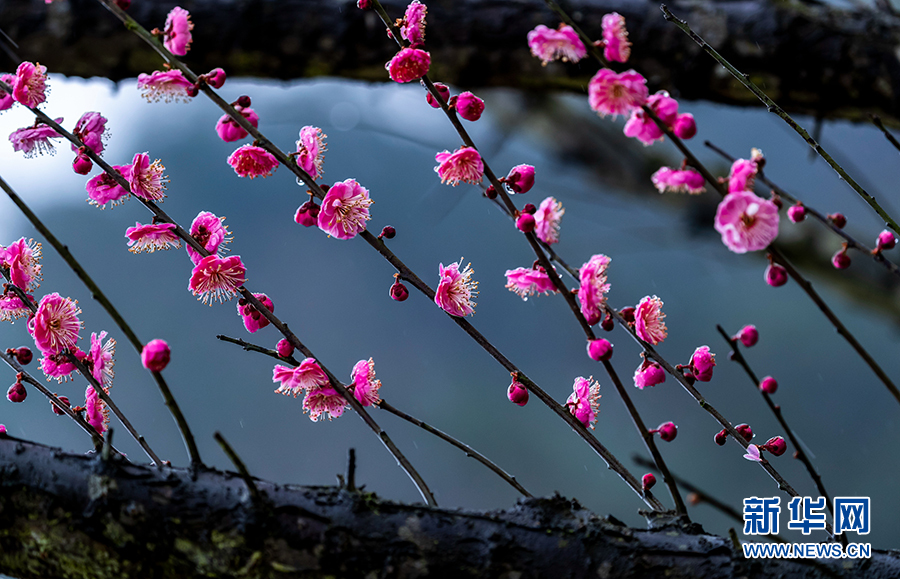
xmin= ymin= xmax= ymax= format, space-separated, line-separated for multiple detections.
xmin=2 ymin=0 xmax=900 ymax=124
xmin=0 ymin=436 xmax=897 ymax=578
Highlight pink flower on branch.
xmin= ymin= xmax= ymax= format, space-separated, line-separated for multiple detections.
xmin=303 ymin=386 xmax=348 ymax=422
xmin=215 ymin=107 xmax=259 ymax=142
xmin=125 ymin=222 xmax=181 ymax=253
xmin=434 ymin=147 xmax=483 ymax=186
xmin=9 ymin=120 xmax=63 ymax=158
xmin=601 ymin=12 xmax=631 ymax=63
xmin=238 ymin=293 xmax=274 ymax=333
xmin=137 ymin=69 xmax=194 ymax=103
xmin=12 ymin=62 xmax=48 ymax=109
xmin=504 ymin=266 xmax=558 ymax=300
xmin=634 ymin=358 xmax=666 ymax=389
xmin=186 ymin=211 xmax=232 ymax=265
xmin=72 ymin=112 xmax=108 ymax=155
xmin=386 ymin=47 xmax=431 ymax=83
xmin=0 ymin=291 xmax=35 ymax=323
xmin=317 ymin=179 xmax=373 ymax=240
xmin=714 ymin=190 xmax=780 ymax=253
xmin=163 ymin=7 xmax=193 ymax=56
xmin=39 ymin=349 xmax=84 ymax=383
xmin=588 ymin=69 xmax=647 ymax=118
xmin=273 ymin=358 xmax=328 ymax=397
xmin=1 ymin=237 xmax=43 ymax=292
xmin=32 ymin=293 xmax=82 ymax=356
xmin=84 ymin=385 xmax=110 ymax=435
xmin=534 ymin=196 xmax=564 ymax=244
xmin=188 ymin=254 xmax=247 ymax=305
xmin=578 ymin=254 xmax=611 ymax=325
xmin=566 ymin=376 xmax=601 ymax=428
xmin=504 ymin=164 xmax=535 ymax=194
xmin=129 ymin=152 xmax=168 ymax=202
xmin=88 ymin=331 xmax=116 ymax=387
xmin=141 ymin=339 xmax=171 ymax=372
xmin=651 ymin=167 xmax=705 ymax=195
xmin=400 ymin=0 xmax=427 ymax=46
xmin=86 ymin=165 xmax=132 ymax=208
xmin=623 ymin=91 xmax=679 ymax=145
xmin=0 ymin=74 xmax=15 ymax=111
xmin=634 ymin=295 xmax=667 ymax=345
xmin=527 ymin=24 xmax=586 ymax=65
xmin=295 ymin=126 xmax=327 ymax=180
xmin=435 ymin=259 xmax=478 ymax=317
xmin=728 ymin=149 xmax=764 ymax=193
xmin=351 ymin=358 xmax=382 ymax=407
xmin=227 ymin=144 xmax=278 ymax=179
xmin=689 ymin=345 xmax=716 ymax=382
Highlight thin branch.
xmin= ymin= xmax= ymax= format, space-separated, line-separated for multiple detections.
xmin=0 ymin=172 xmax=202 ymax=466
xmin=216 ymin=334 xmax=299 ymax=366
xmin=214 ymin=431 xmax=264 ymax=507
xmin=870 ymin=114 xmax=900 ymax=154
xmin=660 ymin=4 xmax=900 ymax=236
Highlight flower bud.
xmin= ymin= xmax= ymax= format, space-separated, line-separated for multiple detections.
xmin=390 ymin=280 xmax=409 ymax=301
xmin=765 ymin=263 xmax=788 ymax=287
xmin=507 ymin=377 xmax=529 ymax=406
xmin=522 ymin=203 xmax=537 ymax=214
xmin=484 ymin=185 xmax=497 ymax=199
xmin=379 ymin=225 xmax=397 ymax=239
xmin=656 ymin=421 xmax=677 ymax=442
xmin=689 ymin=346 xmax=716 ymax=382
xmin=236 ymin=95 xmax=252 ymax=108
xmin=516 ymin=213 xmax=536 ymax=233
xmin=642 ymin=473 xmax=656 ymax=491
xmin=294 ymin=200 xmax=321 ymax=227
xmin=876 ymin=230 xmax=896 ymax=251
xmin=764 ymin=436 xmax=787 ymax=457
xmin=759 ymin=376 xmax=778 ymax=394
xmin=828 ymin=212 xmax=847 ymax=228
xmin=426 ymin=83 xmax=450 ymax=108
xmin=634 ymin=359 xmax=665 ymax=389
xmin=736 ymin=325 xmax=758 ymax=347
xmin=52 ymin=396 xmax=70 ymax=416
xmin=586 ymin=338 xmax=613 ymax=362
xmin=620 ymin=306 xmax=636 ymax=324
xmin=456 ymin=91 xmax=485 ymax=122
xmin=832 ymin=248 xmax=851 ymax=269
xmin=7 ymin=382 xmax=26 ymax=403
xmin=600 ymin=313 xmax=615 ymax=332
xmin=114 ymin=0 xmax=131 ymax=9
xmin=73 ymin=154 xmax=93 ymax=175
xmin=185 ymin=84 xmax=199 ymax=98
xmin=505 ymin=165 xmax=536 ymax=194
xmin=14 ymin=347 xmax=33 ymax=365
xmin=787 ymin=204 xmax=806 ymax=223
xmin=735 ymin=423 xmax=753 ymax=442
xmin=0 ymin=424 xmax=6 ymax=435
xmin=141 ymin=339 xmax=171 ymax=373
xmin=672 ymin=113 xmax=697 ymax=140
xmin=206 ymin=68 xmax=227 ymax=89
xmin=276 ymin=338 xmax=294 ymax=358
xmin=714 ymin=429 xmax=727 ymax=446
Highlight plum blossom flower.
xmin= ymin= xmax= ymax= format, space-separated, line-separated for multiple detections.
xmin=215 ymin=107 xmax=259 ymax=142
xmin=651 ymin=167 xmax=705 ymax=195
xmin=32 ymin=293 xmax=82 ymax=355
xmin=400 ymin=1 xmax=427 ymax=46
xmin=435 ymin=259 xmax=478 ymax=317
xmin=163 ymin=7 xmax=193 ymax=56
xmin=386 ymin=47 xmax=431 ymax=83
xmin=141 ymin=339 xmax=170 ymax=372
xmin=351 ymin=358 xmax=382 ymax=407
xmin=534 ymin=196 xmax=564 ymax=244
xmin=504 ymin=164 xmax=535 ymax=194
xmin=634 ymin=295 xmax=667 ymax=345
xmin=303 ymin=386 xmax=348 ymax=421
xmin=527 ymin=24 xmax=586 ymax=65
xmin=238 ymin=293 xmax=274 ymax=333
xmin=689 ymin=345 xmax=716 ymax=382
xmin=0 ymin=290 xmax=34 ymax=323
xmin=714 ymin=190 xmax=780 ymax=253
xmin=129 ymin=152 xmax=167 ymax=201
xmin=634 ymin=358 xmax=665 ymax=389
xmin=72 ymin=112 xmax=108 ymax=155
xmin=227 ymin=144 xmax=278 ymax=178
xmin=86 ymin=165 xmax=132 ymax=208
xmin=455 ymin=92 xmax=484 ymax=122
xmin=39 ymin=349 xmax=85 ymax=383
xmin=566 ymin=376 xmax=601 ymax=428
xmin=125 ymin=222 xmax=181 ymax=253
xmin=186 ymin=211 xmax=232 ymax=265
xmin=12 ymin=62 xmax=48 ymax=108
xmin=137 ymin=69 xmax=194 ymax=103
xmin=273 ymin=358 xmax=328 ymax=397
xmin=188 ymin=254 xmax=247 ymax=305
xmin=601 ymin=13 xmax=631 ymax=63
xmin=588 ymin=69 xmax=647 ymax=118
xmin=0 ymin=74 xmax=16 ymax=111
xmin=623 ymin=91 xmax=679 ymax=145
xmin=728 ymin=149 xmax=764 ymax=193
xmin=434 ymin=147 xmax=484 ymax=186
xmin=88 ymin=331 xmax=116 ymax=386
xmin=1 ymin=237 xmax=42 ymax=292
xmin=84 ymin=384 xmax=110 ymax=435
xmin=504 ymin=266 xmax=558 ymax=300
xmin=295 ymin=126 xmax=327 ymax=180
xmin=578 ymin=254 xmax=611 ymax=325
xmin=9 ymin=120 xmax=62 ymax=158
xmin=317 ymin=179 xmax=373 ymax=240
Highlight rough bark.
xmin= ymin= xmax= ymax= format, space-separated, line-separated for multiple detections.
xmin=2 ymin=0 xmax=900 ymax=124
xmin=0 ymin=436 xmax=897 ymax=578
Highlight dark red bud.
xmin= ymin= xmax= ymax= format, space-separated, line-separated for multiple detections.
xmin=620 ymin=307 xmax=636 ymax=324
xmin=52 ymin=396 xmax=71 ymax=416
xmin=379 ymin=226 xmax=396 ymax=239
xmin=390 ymin=280 xmax=409 ymax=301
xmin=14 ymin=347 xmax=32 ymax=365
xmin=523 ymin=203 xmax=537 ymax=215
xmin=236 ymin=95 xmax=252 ymax=108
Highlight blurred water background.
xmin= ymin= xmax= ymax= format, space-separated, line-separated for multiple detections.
xmin=1 ymin=74 xmax=898 ymax=550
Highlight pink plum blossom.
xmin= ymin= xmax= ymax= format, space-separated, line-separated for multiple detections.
xmin=9 ymin=120 xmax=62 ymax=158
xmin=578 ymin=254 xmax=611 ymax=325
xmin=237 ymin=293 xmax=274 ymax=333
xmin=623 ymin=91 xmax=679 ymax=145
xmin=0 ymin=74 xmax=15 ymax=111
xmin=601 ymin=13 xmax=631 ymax=63
xmin=32 ymin=293 xmax=82 ymax=355
xmin=386 ymin=47 xmax=431 ymax=83
xmin=508 ymin=374 xmax=529 ymax=406
xmin=455 ymin=92 xmax=484 ymax=122
xmin=400 ymin=1 xmax=427 ymax=46
xmin=86 ymin=165 xmax=132 ymax=208
xmin=227 ymin=144 xmax=278 ymax=178
xmin=351 ymin=358 xmax=382 ymax=407
xmin=141 ymin=339 xmax=171 ymax=372
xmin=276 ymin=339 xmax=294 ymax=358
xmin=12 ymin=62 xmax=48 ymax=108
xmin=689 ymin=345 xmax=716 ymax=382
xmin=566 ymin=376 xmax=601 ymax=428
xmin=188 ymin=254 xmax=247 ymax=305
xmin=527 ymin=24 xmax=586 ymax=65
xmin=426 ymin=83 xmax=450 ymax=108
xmin=88 ymin=331 xmax=116 ymax=386
xmin=434 ymin=147 xmax=484 ymax=186
xmin=1 ymin=237 xmax=42 ymax=292
xmin=877 ymin=230 xmax=897 ymax=251
xmin=651 ymin=167 xmax=705 ymax=195
xmin=137 ymin=69 xmax=193 ymax=103
xmin=163 ymin=7 xmax=193 ymax=56
xmin=634 ymin=358 xmax=666 ymax=389
xmin=588 ymin=69 xmax=648 ymax=118
xmin=634 ymin=295 xmax=667 ymax=345
xmin=186 ymin=211 xmax=231 ymax=265
xmin=0 ymin=291 xmax=34 ymax=323
xmin=273 ymin=358 xmax=328 ymax=397
xmin=317 ymin=179 xmax=373 ymax=240
xmin=435 ymin=259 xmax=478 ymax=317
xmin=736 ymin=325 xmax=759 ymax=347
xmin=505 ymin=164 xmax=535 ymax=194
xmin=129 ymin=152 xmax=167 ymax=201
xmin=728 ymin=149 xmax=764 ymax=193
xmin=534 ymin=196 xmax=564 ymax=244
xmin=72 ymin=112 xmax=108 ymax=155
xmin=84 ymin=385 xmax=110 ymax=435
xmin=303 ymin=386 xmax=348 ymax=422
xmin=714 ymin=190 xmax=780 ymax=253
xmin=39 ymin=349 xmax=85 ymax=383
xmin=125 ymin=222 xmax=181 ymax=253
xmin=504 ymin=266 xmax=558 ymax=300
xmin=295 ymin=126 xmax=327 ymax=179
xmin=204 ymin=68 xmax=227 ymax=89
xmin=215 ymin=106 xmax=259 ymax=142
xmin=672 ymin=113 xmax=697 ymax=140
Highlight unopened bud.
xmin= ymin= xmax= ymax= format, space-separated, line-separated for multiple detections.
xmin=505 ymin=165 xmax=536 ymax=194
xmin=14 ymin=347 xmax=32 ymax=365
xmin=759 ymin=376 xmax=778 ymax=395
xmin=672 ymin=113 xmax=697 ymax=140
xmin=390 ymin=280 xmax=409 ymax=301
xmin=522 ymin=203 xmax=537 ymax=214
xmin=185 ymin=84 xmax=200 ymax=98
xmin=735 ymin=423 xmax=753 ymax=442
xmin=831 ymin=248 xmax=851 ymax=270
xmin=236 ymin=95 xmax=252 ymax=108
xmin=426 ymin=83 xmax=450 ymax=108
xmin=379 ymin=226 xmax=396 ymax=239
xmin=484 ymin=185 xmax=497 ymax=199
xmin=586 ymin=338 xmax=613 ymax=362
xmin=714 ymin=429 xmax=727 ymax=446
xmin=764 ymin=436 xmax=787 ymax=457
xmin=7 ymin=383 xmax=26 ymax=403
xmin=787 ymin=204 xmax=806 ymax=223
xmin=516 ymin=213 xmax=536 ymax=233
xmin=656 ymin=421 xmax=677 ymax=442
xmin=507 ymin=376 xmax=529 ymax=406
xmin=620 ymin=307 xmax=636 ymax=324
xmin=642 ymin=473 xmax=656 ymax=491
xmin=456 ymin=91 xmax=485 ymax=122
xmin=876 ymin=230 xmax=896 ymax=251
xmin=828 ymin=213 xmax=847 ymax=228
xmin=52 ymin=396 xmax=70 ymax=416
xmin=600 ymin=313 xmax=615 ymax=332
xmin=765 ymin=263 xmax=788 ymax=287
xmin=73 ymin=154 xmax=93 ymax=175
xmin=294 ymin=200 xmax=321 ymax=227
xmin=276 ymin=339 xmax=294 ymax=358
xmin=736 ymin=325 xmax=758 ymax=347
